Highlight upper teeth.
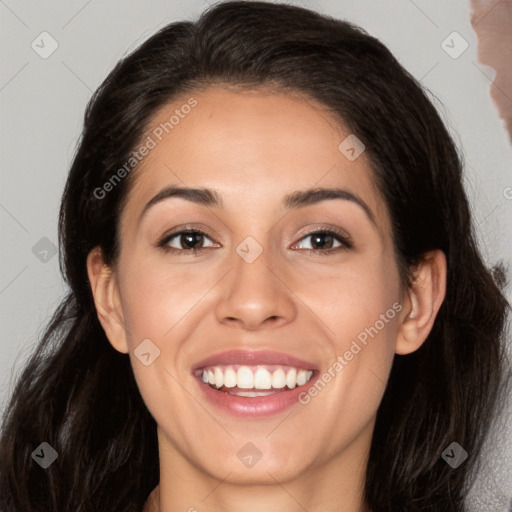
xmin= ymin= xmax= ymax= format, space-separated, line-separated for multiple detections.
xmin=200 ymin=365 xmax=313 ymax=390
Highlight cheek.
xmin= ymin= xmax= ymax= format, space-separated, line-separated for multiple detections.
xmin=115 ymin=257 xmax=205 ymax=439
xmin=118 ymin=255 xmax=212 ymax=344
xmin=295 ymin=246 xmax=401 ymax=347
xmin=299 ymin=247 xmax=402 ymax=402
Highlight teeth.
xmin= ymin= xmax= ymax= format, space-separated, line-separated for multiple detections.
xmin=237 ymin=366 xmax=254 ymax=389
xmin=232 ymin=390 xmax=276 ymax=397
xmin=223 ymin=367 xmax=237 ymax=388
xmin=214 ymin=367 xmax=224 ymax=388
xmin=254 ymin=368 xmax=272 ymax=389
xmin=286 ymin=368 xmax=297 ymax=389
xmin=271 ymin=368 xmax=286 ymax=388
xmin=297 ymin=369 xmax=308 ymax=386
xmin=200 ymin=365 xmax=313 ymax=391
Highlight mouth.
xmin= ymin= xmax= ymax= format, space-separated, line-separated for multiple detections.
xmin=192 ymin=350 xmax=319 ymax=417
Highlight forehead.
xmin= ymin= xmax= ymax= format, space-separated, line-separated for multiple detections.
xmin=122 ymin=86 xmax=390 ymax=235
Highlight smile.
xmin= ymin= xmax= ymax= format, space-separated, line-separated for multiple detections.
xmin=196 ymin=364 xmax=315 ymax=396
xmin=192 ymin=349 xmax=319 ymax=417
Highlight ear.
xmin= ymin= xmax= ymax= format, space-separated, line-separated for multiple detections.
xmin=395 ymin=249 xmax=447 ymax=355
xmin=86 ymin=246 xmax=129 ymax=354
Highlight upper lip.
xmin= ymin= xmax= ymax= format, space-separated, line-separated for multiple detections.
xmin=192 ymin=349 xmax=318 ymax=372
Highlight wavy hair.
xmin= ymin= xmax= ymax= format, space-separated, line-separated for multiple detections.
xmin=0 ymin=1 xmax=510 ymax=510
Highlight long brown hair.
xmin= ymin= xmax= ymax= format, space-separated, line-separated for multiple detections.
xmin=1 ymin=2 xmax=510 ymax=510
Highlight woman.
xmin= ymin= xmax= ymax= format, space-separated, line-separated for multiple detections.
xmin=0 ymin=1 xmax=509 ymax=511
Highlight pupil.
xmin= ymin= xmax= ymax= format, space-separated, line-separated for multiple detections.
xmin=312 ymin=233 xmax=333 ymax=250
xmin=183 ymin=233 xmax=201 ymax=249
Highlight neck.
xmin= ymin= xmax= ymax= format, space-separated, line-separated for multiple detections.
xmin=143 ymin=422 xmax=374 ymax=512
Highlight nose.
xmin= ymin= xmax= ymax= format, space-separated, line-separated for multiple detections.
xmin=215 ymin=242 xmax=296 ymax=331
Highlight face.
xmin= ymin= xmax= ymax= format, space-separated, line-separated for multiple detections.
xmin=92 ymin=86 xmax=411 ymax=486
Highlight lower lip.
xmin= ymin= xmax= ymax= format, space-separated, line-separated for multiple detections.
xmin=195 ymin=374 xmax=318 ymax=418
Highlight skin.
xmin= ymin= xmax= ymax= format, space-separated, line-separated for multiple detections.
xmin=470 ymin=0 xmax=512 ymax=143
xmin=87 ymin=86 xmax=446 ymax=512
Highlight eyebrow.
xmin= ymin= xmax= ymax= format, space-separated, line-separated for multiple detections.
xmin=139 ymin=185 xmax=376 ymax=226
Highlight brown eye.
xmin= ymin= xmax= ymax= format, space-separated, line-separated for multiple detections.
xmin=158 ymin=229 xmax=216 ymax=254
xmin=294 ymin=229 xmax=353 ymax=254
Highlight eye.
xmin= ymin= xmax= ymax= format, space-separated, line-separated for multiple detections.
xmin=157 ymin=226 xmax=353 ymax=255
xmin=293 ymin=228 xmax=353 ymax=254
xmin=157 ymin=229 xmax=217 ymax=254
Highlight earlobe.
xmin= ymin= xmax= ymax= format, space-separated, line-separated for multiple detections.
xmin=395 ymin=250 xmax=447 ymax=355
xmin=86 ymin=246 xmax=129 ymax=354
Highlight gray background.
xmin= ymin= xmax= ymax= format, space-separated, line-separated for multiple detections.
xmin=1 ymin=0 xmax=511 ymax=510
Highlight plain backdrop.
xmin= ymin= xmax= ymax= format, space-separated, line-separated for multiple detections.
xmin=1 ymin=1 xmax=511 ymax=510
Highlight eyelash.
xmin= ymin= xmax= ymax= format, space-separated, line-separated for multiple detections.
xmin=156 ymin=226 xmax=353 ymax=256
